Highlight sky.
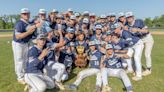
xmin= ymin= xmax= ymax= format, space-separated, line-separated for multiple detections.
xmin=0 ymin=0 xmax=163 ymax=19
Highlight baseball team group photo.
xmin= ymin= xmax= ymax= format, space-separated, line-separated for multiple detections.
xmin=0 ymin=0 xmax=164 ymax=92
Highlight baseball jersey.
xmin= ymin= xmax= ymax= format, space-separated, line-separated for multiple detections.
xmin=26 ymin=46 xmax=48 ymax=73
xmin=13 ymin=19 xmax=33 ymax=43
xmin=103 ymin=54 xmax=123 ymax=69
xmin=108 ymin=21 xmax=118 ymax=31
xmin=31 ymin=18 xmax=51 ymax=39
xmin=45 ymin=38 xmax=58 ymax=61
xmin=112 ymin=38 xmax=129 ymax=50
xmin=120 ymin=30 xmax=140 ymax=47
xmin=89 ymin=50 xmax=103 ymax=69
xmin=63 ymin=52 xmax=74 ymax=67
xmin=58 ymin=50 xmax=75 ymax=66
xmin=126 ymin=19 xmax=149 ymax=38
xmin=75 ymin=41 xmax=89 ymax=52
xmin=54 ymin=23 xmax=67 ymax=33
xmin=90 ymin=35 xmax=105 ymax=50
xmin=47 ymin=17 xmax=56 ymax=29
xmin=64 ymin=37 xmax=72 ymax=46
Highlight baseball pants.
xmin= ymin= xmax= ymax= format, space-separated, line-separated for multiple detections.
xmin=45 ymin=61 xmax=68 ymax=82
xmin=25 ymin=73 xmax=55 ymax=92
xmin=101 ymin=68 xmax=133 ymax=91
xmin=131 ymin=40 xmax=144 ymax=77
xmin=12 ymin=41 xmax=29 ymax=80
xmin=73 ymin=68 xmax=102 ymax=87
xmin=141 ymin=33 xmax=154 ymax=68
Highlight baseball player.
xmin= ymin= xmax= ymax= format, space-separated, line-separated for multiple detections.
xmin=125 ymin=12 xmax=154 ymax=76
xmin=75 ymin=12 xmax=81 ymax=23
xmin=89 ymin=13 xmax=96 ymax=35
xmin=108 ymin=13 xmax=118 ymax=31
xmin=90 ymin=24 xmax=106 ymax=54
xmin=111 ymin=33 xmax=134 ymax=73
xmin=55 ymin=14 xmax=67 ymax=34
xmin=24 ymin=34 xmax=55 ymax=92
xmin=73 ymin=31 xmax=89 ymax=67
xmin=68 ymin=15 xmax=76 ymax=28
xmin=67 ymin=8 xmax=74 ymax=17
xmin=106 ymin=13 xmax=111 ymax=23
xmin=80 ymin=18 xmax=90 ymax=41
xmin=114 ymin=23 xmax=144 ymax=81
xmin=99 ymin=14 xmax=107 ymax=27
xmin=82 ymin=11 xmax=90 ymax=19
xmin=44 ymin=29 xmax=67 ymax=90
xmin=58 ymin=27 xmax=75 ymax=64
xmin=104 ymin=31 xmax=112 ymax=44
xmin=68 ymin=41 xmax=103 ymax=92
xmin=12 ymin=8 xmax=41 ymax=84
xmin=62 ymin=42 xmax=75 ymax=74
xmin=34 ymin=9 xmax=51 ymax=35
xmin=117 ymin=12 xmax=129 ymax=30
xmin=99 ymin=14 xmax=109 ymax=36
xmin=75 ymin=31 xmax=89 ymax=52
xmin=101 ymin=44 xmax=133 ymax=92
xmin=48 ymin=9 xmax=58 ymax=29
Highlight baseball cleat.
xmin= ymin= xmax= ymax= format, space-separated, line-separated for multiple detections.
xmin=18 ymin=79 xmax=26 ymax=85
xmin=142 ymin=70 xmax=151 ymax=76
xmin=127 ymin=91 xmax=134 ymax=92
xmin=24 ymin=84 xmax=30 ymax=92
xmin=126 ymin=70 xmax=134 ymax=74
xmin=55 ymin=81 xmax=65 ymax=90
xmin=95 ymin=86 xmax=101 ymax=92
xmin=132 ymin=76 xmax=142 ymax=81
xmin=102 ymin=86 xmax=112 ymax=92
xmin=68 ymin=84 xmax=77 ymax=90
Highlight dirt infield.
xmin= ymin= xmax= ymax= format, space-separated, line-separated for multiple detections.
xmin=0 ymin=34 xmax=12 ymax=38
xmin=0 ymin=32 xmax=164 ymax=38
xmin=151 ymin=31 xmax=164 ymax=35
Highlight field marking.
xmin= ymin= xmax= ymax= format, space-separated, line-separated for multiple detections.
xmin=0 ymin=32 xmax=164 ymax=38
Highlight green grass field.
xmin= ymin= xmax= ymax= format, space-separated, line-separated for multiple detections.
xmin=0 ymin=29 xmax=163 ymax=35
xmin=0 ymin=32 xmax=13 ymax=35
xmin=0 ymin=35 xmax=164 ymax=92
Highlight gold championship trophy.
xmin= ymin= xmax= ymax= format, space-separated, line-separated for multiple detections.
xmin=75 ymin=45 xmax=87 ymax=67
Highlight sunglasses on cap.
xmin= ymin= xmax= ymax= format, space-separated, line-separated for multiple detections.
xmin=126 ymin=16 xmax=134 ymax=18
xmin=119 ymin=16 xmax=125 ymax=18
xmin=110 ymin=16 xmax=116 ymax=17
xmin=90 ymin=16 xmax=95 ymax=18
xmin=40 ymin=13 xmax=46 ymax=16
xmin=96 ymin=28 xmax=102 ymax=30
xmin=22 ymin=13 xmax=30 ymax=15
xmin=106 ymin=48 xmax=113 ymax=50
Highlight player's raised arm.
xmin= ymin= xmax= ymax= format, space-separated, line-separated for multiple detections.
xmin=100 ymin=55 xmax=106 ymax=68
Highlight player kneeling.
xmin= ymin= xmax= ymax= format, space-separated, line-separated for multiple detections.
xmin=101 ymin=44 xmax=133 ymax=92
xmin=24 ymin=34 xmax=55 ymax=92
xmin=68 ymin=41 xmax=103 ymax=92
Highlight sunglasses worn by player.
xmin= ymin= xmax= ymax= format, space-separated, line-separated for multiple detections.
xmin=22 ymin=13 xmax=30 ymax=16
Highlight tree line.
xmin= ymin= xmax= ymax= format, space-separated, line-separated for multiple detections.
xmin=0 ymin=14 xmax=163 ymax=29
xmin=144 ymin=15 xmax=164 ymax=28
